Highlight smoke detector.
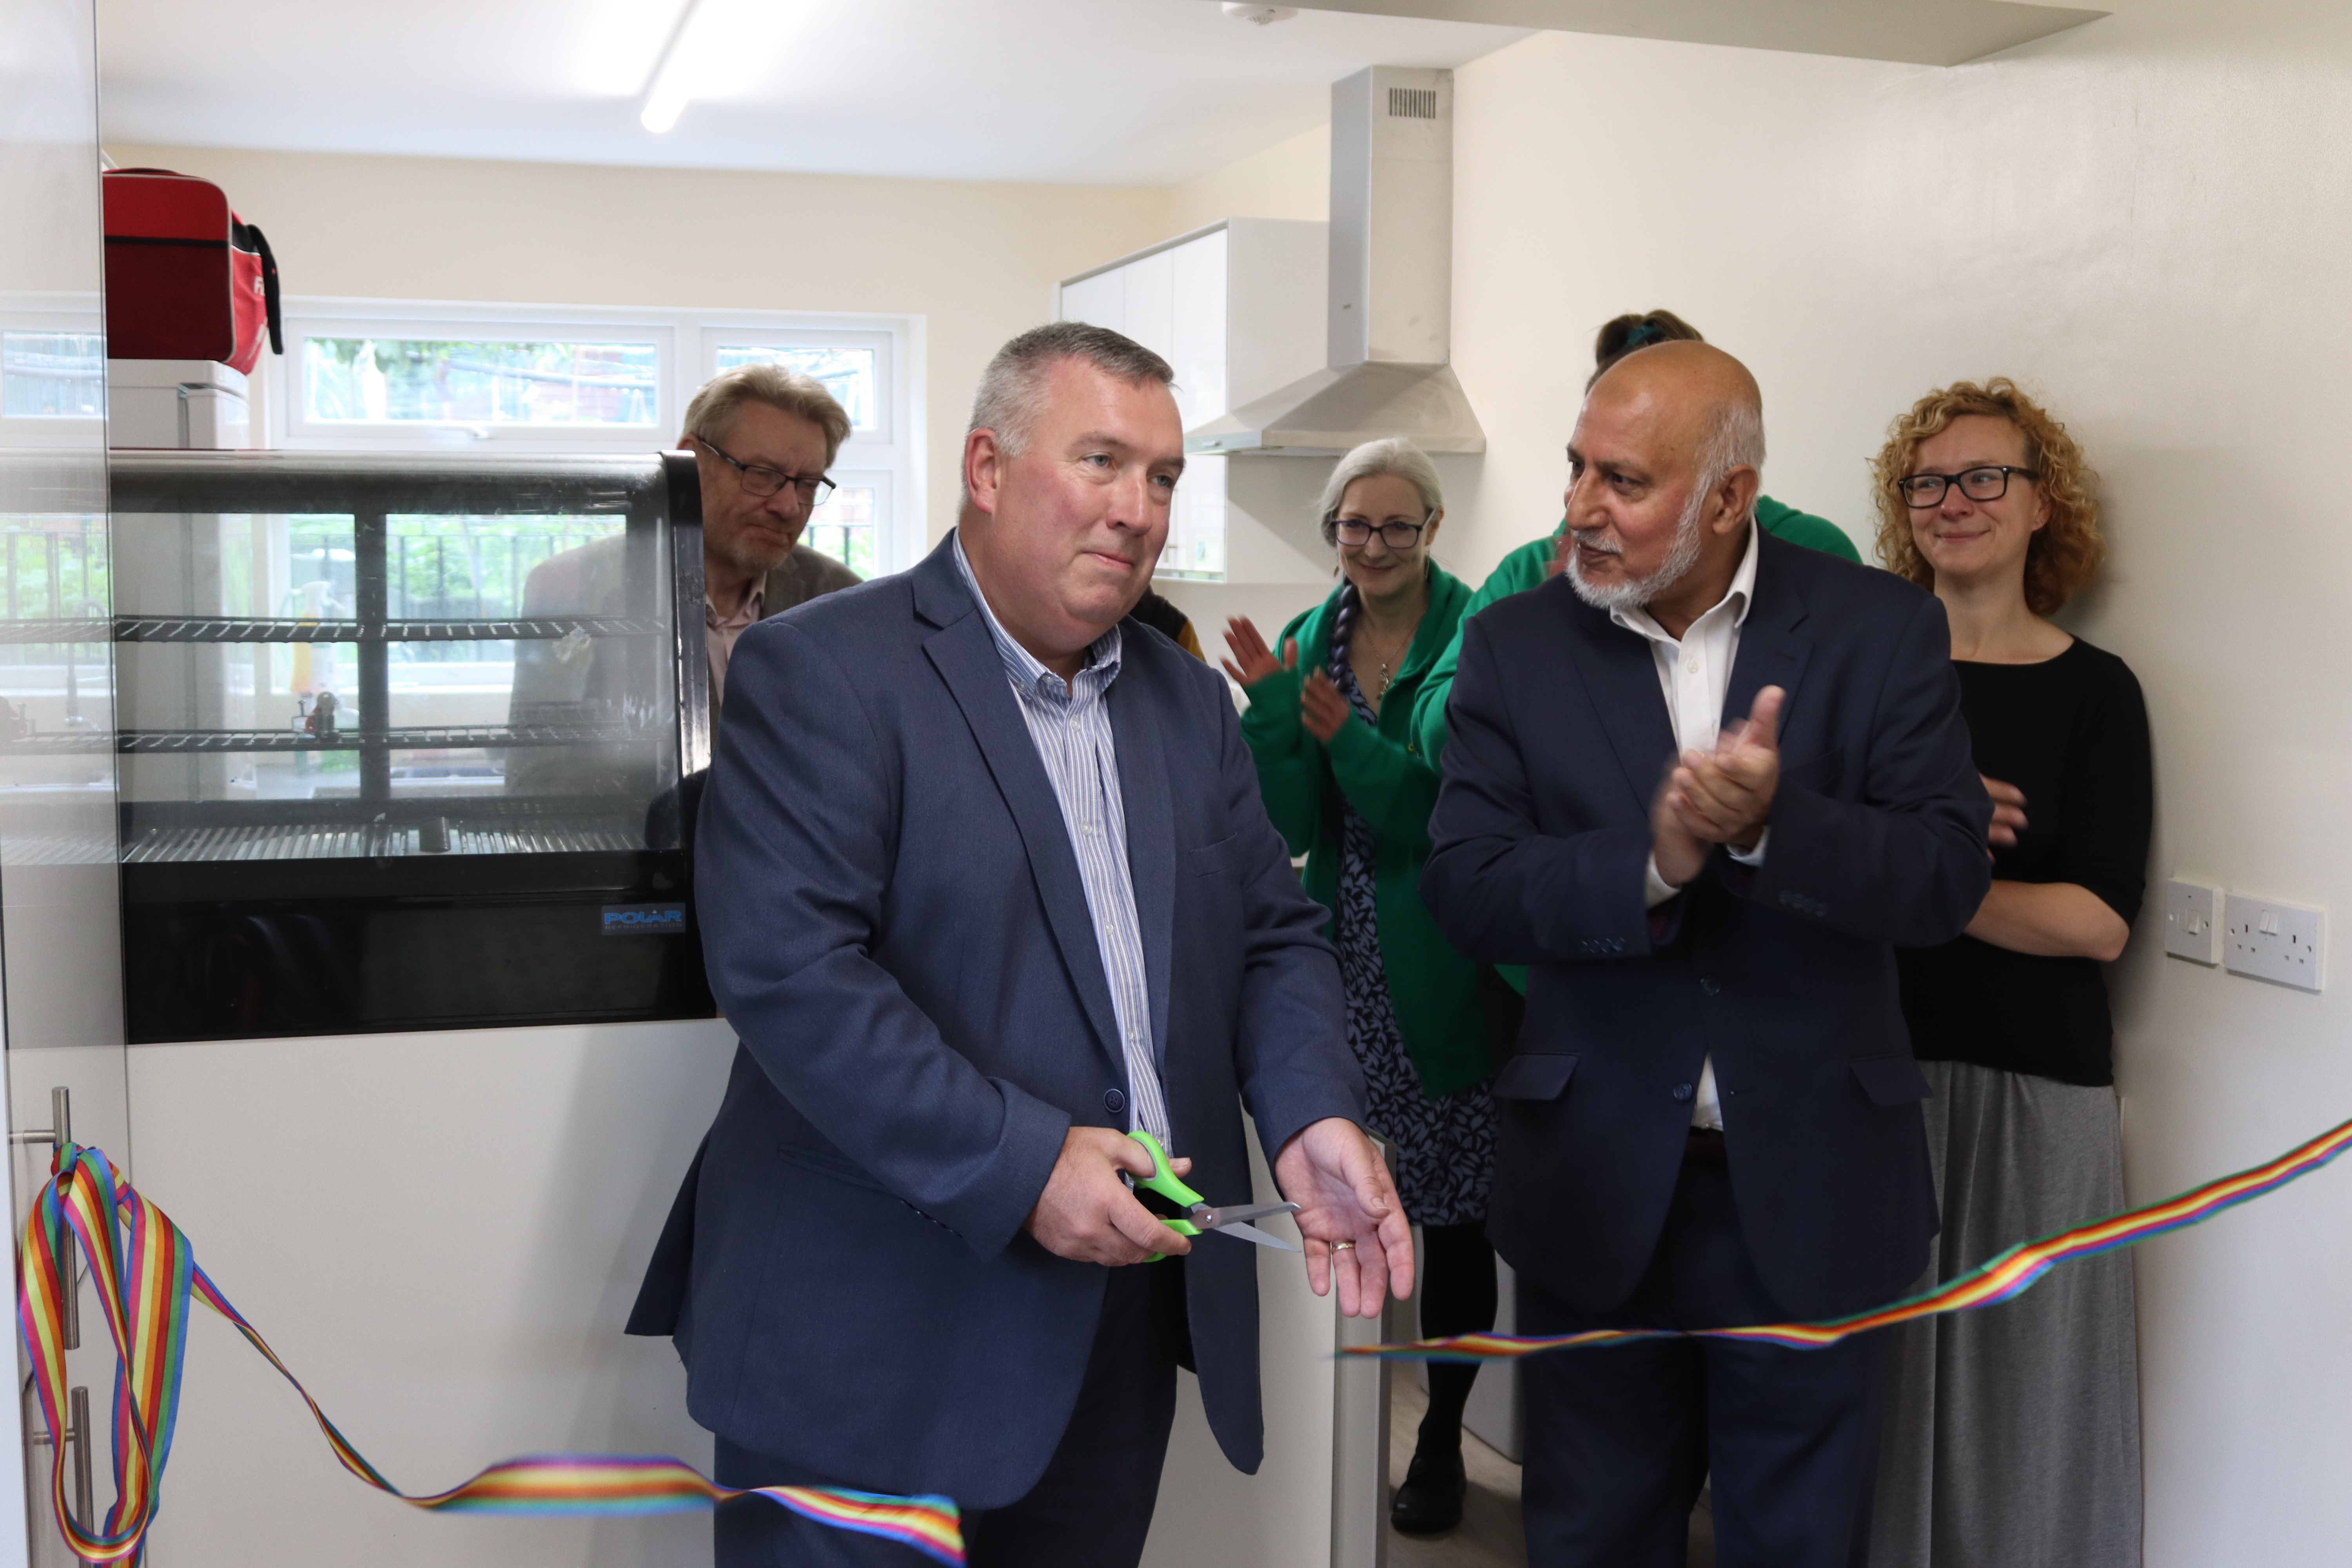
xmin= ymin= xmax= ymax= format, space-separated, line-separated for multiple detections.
xmin=1222 ymin=4 xmax=1299 ymax=23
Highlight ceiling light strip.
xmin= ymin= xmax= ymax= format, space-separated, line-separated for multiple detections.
xmin=639 ymin=0 xmax=709 ymax=134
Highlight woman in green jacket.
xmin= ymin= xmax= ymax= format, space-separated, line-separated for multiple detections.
xmin=1221 ymin=437 xmax=1492 ymax=1536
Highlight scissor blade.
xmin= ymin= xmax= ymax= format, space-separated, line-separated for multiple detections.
xmin=1207 ymin=1220 xmax=1302 ymax=1252
xmin=1194 ymin=1200 xmax=1301 ymax=1229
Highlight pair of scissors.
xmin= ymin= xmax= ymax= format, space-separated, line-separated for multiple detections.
xmin=1128 ymin=1130 xmax=1302 ymax=1260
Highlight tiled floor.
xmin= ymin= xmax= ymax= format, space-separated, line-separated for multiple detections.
xmin=1385 ymin=1378 xmax=1716 ymax=1568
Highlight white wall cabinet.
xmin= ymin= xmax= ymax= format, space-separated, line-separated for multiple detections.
xmin=1056 ymin=220 xmax=1330 ymax=587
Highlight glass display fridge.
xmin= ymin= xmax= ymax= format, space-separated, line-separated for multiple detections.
xmin=100 ymin=451 xmax=715 ymax=1042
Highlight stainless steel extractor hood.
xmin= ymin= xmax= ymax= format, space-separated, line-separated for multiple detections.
xmin=1187 ymin=65 xmax=1485 ymax=458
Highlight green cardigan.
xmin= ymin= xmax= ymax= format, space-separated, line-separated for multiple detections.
xmin=1406 ymin=497 xmax=1859 ymax=996
xmin=1238 ymin=567 xmax=1486 ymax=1100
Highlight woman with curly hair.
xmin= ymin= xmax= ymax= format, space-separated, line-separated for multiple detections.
xmin=1867 ymin=380 xmax=2150 ymax=1568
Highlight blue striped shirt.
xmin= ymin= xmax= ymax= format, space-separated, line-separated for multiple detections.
xmin=951 ymin=532 xmax=1170 ymax=1143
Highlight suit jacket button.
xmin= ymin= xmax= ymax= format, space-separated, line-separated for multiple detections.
xmin=1104 ymin=1089 xmax=1126 ymax=1114
xmin=1672 ymin=1083 xmax=1695 ymax=1102
xmin=1699 ymin=976 xmax=1721 ymax=996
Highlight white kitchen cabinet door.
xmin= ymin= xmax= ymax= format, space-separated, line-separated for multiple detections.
xmin=1057 ymin=269 xmax=1124 ymax=334
xmin=1118 ymin=247 xmax=1176 ymax=365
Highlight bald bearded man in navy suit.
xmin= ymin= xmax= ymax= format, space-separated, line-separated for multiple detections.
xmin=1423 ymin=342 xmax=1991 ymax=1568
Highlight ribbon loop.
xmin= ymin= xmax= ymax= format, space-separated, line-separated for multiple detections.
xmin=16 ymin=1142 xmax=964 ymax=1565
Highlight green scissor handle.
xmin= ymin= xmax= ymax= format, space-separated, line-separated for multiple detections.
xmin=1129 ymin=1130 xmax=1201 ymax=1261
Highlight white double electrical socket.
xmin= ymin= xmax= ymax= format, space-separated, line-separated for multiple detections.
xmin=2164 ymin=879 xmax=2222 ymax=964
xmin=2223 ymin=893 xmax=2325 ymax=992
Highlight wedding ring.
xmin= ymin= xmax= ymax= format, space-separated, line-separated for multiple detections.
xmin=1329 ymin=1240 xmax=1356 ymax=1252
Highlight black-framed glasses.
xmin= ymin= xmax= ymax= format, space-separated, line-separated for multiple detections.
xmin=1896 ymin=465 xmax=2039 ymax=508
xmin=699 ymin=434 xmax=837 ymax=506
xmin=1332 ymin=512 xmax=1434 ymax=550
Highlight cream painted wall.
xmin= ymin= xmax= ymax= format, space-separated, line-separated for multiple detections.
xmin=1450 ymin=7 xmax=2352 ymax=1564
xmin=104 ymin=143 xmax=1175 ymax=544
xmin=1168 ymin=123 xmax=1330 ymax=233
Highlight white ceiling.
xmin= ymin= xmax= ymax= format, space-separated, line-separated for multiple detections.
xmin=94 ymin=0 xmax=1534 ymax=187
xmin=1300 ymin=0 xmax=2107 ymax=69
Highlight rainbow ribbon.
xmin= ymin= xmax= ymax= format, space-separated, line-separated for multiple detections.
xmin=1350 ymin=1113 xmax=2352 ymax=1362
xmin=15 ymin=1141 xmax=965 ymax=1566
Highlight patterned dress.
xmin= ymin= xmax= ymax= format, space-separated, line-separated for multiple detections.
xmin=1327 ymin=598 xmax=1496 ymax=1227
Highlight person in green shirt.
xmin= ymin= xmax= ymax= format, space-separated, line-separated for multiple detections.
xmin=1220 ymin=437 xmax=1493 ymax=1538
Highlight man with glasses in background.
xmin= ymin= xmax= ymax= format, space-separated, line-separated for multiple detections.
xmin=505 ymin=365 xmax=858 ymax=803
xmin=679 ymin=363 xmax=861 ymax=717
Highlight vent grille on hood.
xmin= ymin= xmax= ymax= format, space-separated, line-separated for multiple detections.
xmin=1186 ymin=65 xmax=1484 ymax=458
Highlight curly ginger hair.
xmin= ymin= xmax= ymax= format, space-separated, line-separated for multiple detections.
xmin=1871 ymin=378 xmax=2104 ymax=615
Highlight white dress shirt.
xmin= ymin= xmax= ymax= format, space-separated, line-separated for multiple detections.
xmin=1611 ymin=523 xmax=1769 ymax=1132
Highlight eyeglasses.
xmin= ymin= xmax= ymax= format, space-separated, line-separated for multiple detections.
xmin=1896 ymin=466 xmax=2039 ymax=508
xmin=699 ymin=434 xmax=837 ymax=506
xmin=1332 ymin=513 xmax=1434 ymax=550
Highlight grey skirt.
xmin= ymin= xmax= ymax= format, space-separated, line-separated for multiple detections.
xmin=1869 ymin=1059 xmax=2143 ymax=1568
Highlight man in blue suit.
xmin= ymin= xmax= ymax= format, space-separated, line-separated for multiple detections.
xmin=1422 ymin=342 xmax=1991 ymax=1567
xmin=631 ymin=322 xmax=1412 ymax=1567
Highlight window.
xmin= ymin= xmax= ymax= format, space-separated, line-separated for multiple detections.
xmin=0 ymin=305 xmax=109 ymax=452
xmin=271 ymin=301 xmax=920 ymax=576
xmin=713 ymin=343 xmax=877 ymax=430
xmin=3 ymin=331 xmax=105 ymax=419
xmin=302 ymin=338 xmax=660 ymax=428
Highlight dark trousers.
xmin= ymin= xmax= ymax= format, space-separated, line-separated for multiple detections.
xmin=1517 ymin=1156 xmax=1885 ymax=1568
xmin=713 ymin=1261 xmax=1188 ymax=1568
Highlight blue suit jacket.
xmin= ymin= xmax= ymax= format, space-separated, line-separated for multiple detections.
xmin=629 ymin=535 xmax=1364 ymax=1507
xmin=1421 ymin=533 xmax=1991 ymax=1321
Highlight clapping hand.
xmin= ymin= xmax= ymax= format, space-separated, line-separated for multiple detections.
xmin=1299 ymin=671 xmax=1350 ymax=742
xmin=1982 ymin=774 xmax=2027 ymax=848
xmin=1220 ymin=617 xmax=1296 ymax=689
xmin=1666 ymin=685 xmax=1784 ymax=851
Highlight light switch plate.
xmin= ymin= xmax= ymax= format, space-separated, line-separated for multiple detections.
xmin=2223 ymin=893 xmax=2325 ymax=992
xmin=2165 ymin=879 xmax=2222 ymax=964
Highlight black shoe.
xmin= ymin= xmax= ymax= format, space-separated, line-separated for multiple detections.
xmin=1390 ymin=1444 xmax=1467 ymax=1535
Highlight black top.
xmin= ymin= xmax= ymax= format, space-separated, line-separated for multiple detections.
xmin=1896 ymin=637 xmax=2152 ymax=1086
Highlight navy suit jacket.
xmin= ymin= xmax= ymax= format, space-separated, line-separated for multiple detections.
xmin=1421 ymin=533 xmax=1991 ymax=1321
xmin=628 ymin=535 xmax=1365 ymax=1507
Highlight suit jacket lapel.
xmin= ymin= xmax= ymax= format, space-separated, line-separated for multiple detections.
xmin=915 ymin=543 xmax=1124 ymax=1065
xmin=1108 ymin=668 xmax=1174 ymax=1073
xmin=1561 ymin=593 xmax=1678 ymax=817
xmin=1723 ymin=534 xmax=1813 ymax=739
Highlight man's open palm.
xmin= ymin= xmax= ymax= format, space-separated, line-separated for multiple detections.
xmin=1273 ymin=1118 xmax=1414 ymax=1318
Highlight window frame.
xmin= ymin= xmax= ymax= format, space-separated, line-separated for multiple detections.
xmin=269 ymin=298 xmax=923 ymax=574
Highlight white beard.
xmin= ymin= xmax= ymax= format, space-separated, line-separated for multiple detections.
xmin=1565 ymin=487 xmax=1708 ymax=613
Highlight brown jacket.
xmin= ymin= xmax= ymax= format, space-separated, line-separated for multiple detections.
xmin=760 ymin=546 xmax=864 ymax=619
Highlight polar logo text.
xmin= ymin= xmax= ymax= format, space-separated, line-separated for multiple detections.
xmin=601 ymin=902 xmax=688 ymax=935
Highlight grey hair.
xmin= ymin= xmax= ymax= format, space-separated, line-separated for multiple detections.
xmin=963 ymin=322 xmax=1175 ymax=503
xmin=1694 ymin=396 xmax=1767 ymax=524
xmin=683 ymin=363 xmax=852 ymax=466
xmin=1314 ymin=436 xmax=1444 ymax=546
